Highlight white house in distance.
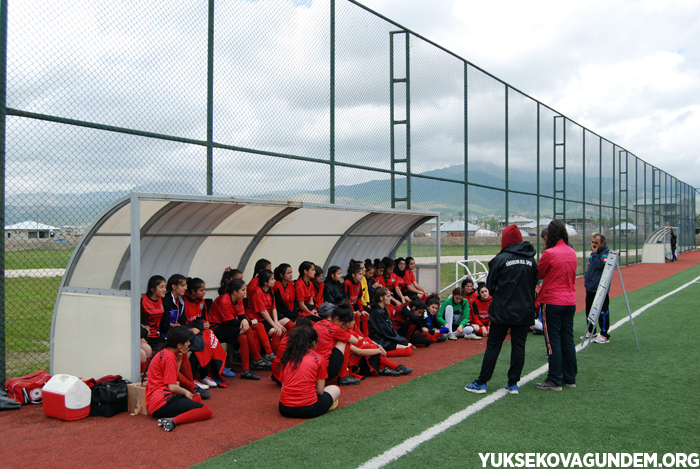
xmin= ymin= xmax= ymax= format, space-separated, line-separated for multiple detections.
xmin=431 ymin=220 xmax=480 ymax=237
xmin=4 ymin=221 xmax=59 ymax=241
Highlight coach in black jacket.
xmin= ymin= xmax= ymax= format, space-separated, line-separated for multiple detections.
xmin=465 ymin=225 xmax=538 ymax=395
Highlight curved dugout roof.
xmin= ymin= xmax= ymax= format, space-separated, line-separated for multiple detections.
xmin=62 ymin=193 xmax=438 ymax=293
xmin=52 ymin=193 xmax=439 ymax=381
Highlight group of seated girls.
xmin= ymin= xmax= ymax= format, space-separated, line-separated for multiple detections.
xmin=139 ymin=256 xmax=491 ymax=429
xmin=433 ymin=277 xmax=493 ymax=341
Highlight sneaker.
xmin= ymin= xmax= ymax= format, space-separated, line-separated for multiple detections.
xmin=395 ymin=365 xmax=413 ymax=375
xmin=252 ymin=358 xmax=271 ymax=370
xmin=264 ymin=352 xmax=276 ymax=362
xmin=505 ymin=383 xmax=519 ymax=395
xmin=435 ymin=335 xmax=448 ymax=343
xmin=464 ymin=380 xmax=487 ymax=394
xmin=580 ymin=332 xmax=598 ymax=341
xmin=158 ymin=418 xmax=176 ymax=432
xmin=379 ymin=367 xmax=401 ymax=376
xmin=329 ymin=399 xmax=339 ymax=411
xmin=192 ymin=387 xmax=211 ymax=400
xmin=464 ymin=333 xmax=482 ymax=340
xmin=594 ymin=335 xmax=610 ymax=344
xmin=211 ymin=378 xmax=227 ymax=388
xmin=194 ymin=380 xmax=209 ymax=390
xmin=447 ymin=332 xmax=457 ymax=340
xmin=221 ymin=367 xmax=236 ymax=378
xmin=240 ymin=369 xmax=260 ymax=380
xmin=536 ymin=380 xmax=562 ymax=391
xmin=563 ymin=382 xmax=577 ymax=388
xmin=337 ymin=375 xmax=361 ymax=386
xmin=201 ymin=376 xmax=217 ymax=388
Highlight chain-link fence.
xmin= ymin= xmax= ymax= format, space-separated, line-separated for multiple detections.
xmin=1 ymin=0 xmax=697 ymax=384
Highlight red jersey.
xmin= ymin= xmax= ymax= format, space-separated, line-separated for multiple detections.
xmin=209 ymin=293 xmax=245 ymax=329
xmin=313 ymin=319 xmax=351 ymax=363
xmin=271 ymin=334 xmax=289 ymax=383
xmin=343 ymin=278 xmax=363 ymax=311
xmin=273 ymin=281 xmax=296 ymax=312
xmin=295 ymin=278 xmax=317 ymax=316
xmin=246 ymin=277 xmax=261 ymax=316
xmin=182 ymin=295 xmax=206 ymax=324
xmin=374 ymin=275 xmax=386 ymax=288
xmin=141 ymin=295 xmax=164 ymax=338
xmin=145 ymin=348 xmax=179 ymax=413
xmin=280 ymin=350 xmax=328 ymax=408
xmin=349 ymin=335 xmax=377 ymax=368
xmin=470 ymin=296 xmax=492 ymax=327
xmin=315 ymin=282 xmax=325 ymax=306
xmin=384 ymin=274 xmax=399 ymax=290
xmin=391 ymin=304 xmax=410 ymax=330
xmin=393 ymin=272 xmax=407 ymax=289
xmin=463 ymin=290 xmax=478 ymax=305
xmin=250 ymin=287 xmax=275 ymax=322
xmin=406 ymin=270 xmax=416 ymax=285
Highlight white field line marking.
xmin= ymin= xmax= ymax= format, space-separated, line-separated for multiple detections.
xmin=358 ymin=275 xmax=700 ymax=469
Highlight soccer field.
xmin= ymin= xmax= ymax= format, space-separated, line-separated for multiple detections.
xmin=197 ymin=264 xmax=700 ymax=468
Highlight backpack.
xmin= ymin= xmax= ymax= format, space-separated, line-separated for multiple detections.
xmin=5 ymin=370 xmax=52 ymax=405
xmin=90 ymin=378 xmax=129 ymax=417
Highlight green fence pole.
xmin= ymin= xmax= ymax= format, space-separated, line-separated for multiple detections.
xmin=206 ymin=0 xmax=215 ymax=195
xmin=464 ymin=61 xmax=468 ymax=260
xmin=0 ymin=0 xmax=7 ymax=387
xmin=329 ymin=0 xmax=335 ymax=204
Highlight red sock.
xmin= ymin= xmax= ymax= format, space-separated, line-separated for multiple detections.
xmin=238 ymin=333 xmax=250 ymax=370
xmin=338 ymin=345 xmax=351 ymax=378
xmin=386 ymin=347 xmax=413 ymax=357
xmin=140 ymin=361 xmax=147 ymax=374
xmin=171 ymin=405 xmax=212 ymax=425
xmin=178 ymin=354 xmax=195 ymax=392
xmin=254 ymin=323 xmax=273 ymax=355
xmin=177 ymin=371 xmax=195 ymax=392
xmin=361 ymin=315 xmax=369 ymax=337
xmin=353 ymin=313 xmax=363 ymax=336
xmin=246 ymin=328 xmax=262 ymax=361
xmin=406 ymin=325 xmax=417 ymax=342
xmin=271 ymin=331 xmax=285 ymax=355
xmin=426 ymin=333 xmax=438 ymax=343
xmin=379 ymin=356 xmax=397 ymax=370
xmin=283 ymin=321 xmax=294 ymax=332
xmin=192 ymin=393 xmax=202 ymax=404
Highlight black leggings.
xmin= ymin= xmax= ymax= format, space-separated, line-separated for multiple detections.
xmin=397 ymin=322 xmax=431 ymax=347
xmin=211 ymin=320 xmax=241 ymax=347
xmin=152 ymin=394 xmax=203 ymax=419
xmin=279 ymin=392 xmax=334 ymax=419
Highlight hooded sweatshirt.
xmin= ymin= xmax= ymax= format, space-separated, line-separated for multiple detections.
xmin=486 ymin=225 xmax=539 ymax=325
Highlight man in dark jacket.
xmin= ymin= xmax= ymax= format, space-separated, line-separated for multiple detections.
xmin=583 ymin=233 xmax=611 ymax=343
xmin=465 ymin=225 xmax=538 ymax=395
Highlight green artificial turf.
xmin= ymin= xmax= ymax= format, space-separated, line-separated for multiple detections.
xmin=196 ymin=264 xmax=700 ymax=469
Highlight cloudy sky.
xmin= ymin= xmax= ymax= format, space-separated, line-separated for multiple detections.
xmin=360 ymin=0 xmax=700 ymax=189
xmin=6 ymin=0 xmax=699 ymax=211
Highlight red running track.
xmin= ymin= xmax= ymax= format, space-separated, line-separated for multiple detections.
xmin=1 ymin=251 xmax=698 ymax=468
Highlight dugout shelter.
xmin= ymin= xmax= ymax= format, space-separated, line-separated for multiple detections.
xmin=51 ymin=193 xmax=440 ymax=381
xmin=641 ymin=226 xmax=676 ymax=264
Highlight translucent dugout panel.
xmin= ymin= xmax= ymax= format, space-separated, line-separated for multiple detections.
xmin=507 ymin=89 xmax=538 ymax=194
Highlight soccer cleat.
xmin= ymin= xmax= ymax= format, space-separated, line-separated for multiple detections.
xmin=379 ymin=367 xmax=401 ymax=376
xmin=192 ymin=387 xmax=211 ymax=400
xmin=221 ymin=367 xmax=236 ymax=378
xmin=465 ymin=380 xmax=487 ymax=394
xmin=158 ymin=418 xmax=176 ymax=432
xmin=252 ymin=358 xmax=271 ymax=370
xmin=194 ymin=380 xmax=209 ymax=390
xmin=563 ymin=383 xmax=577 ymax=388
xmin=337 ymin=375 xmax=361 ymax=385
xmin=447 ymin=332 xmax=457 ymax=340
xmin=395 ymin=365 xmax=413 ymax=375
xmin=264 ymin=352 xmax=276 ymax=362
xmin=505 ymin=383 xmax=519 ymax=395
xmin=464 ymin=333 xmax=482 ymax=340
xmin=329 ymin=399 xmax=339 ymax=411
xmin=435 ymin=335 xmax=448 ymax=343
xmin=201 ymin=376 xmax=217 ymax=388
xmin=594 ymin=335 xmax=610 ymax=344
xmin=536 ymin=380 xmax=562 ymax=391
xmin=240 ymin=369 xmax=261 ymax=380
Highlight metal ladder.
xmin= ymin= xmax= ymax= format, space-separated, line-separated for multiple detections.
xmin=553 ymin=115 xmax=566 ymax=221
xmin=390 ymin=30 xmax=410 ymax=210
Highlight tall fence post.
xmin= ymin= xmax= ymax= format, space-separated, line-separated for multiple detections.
xmin=329 ymin=0 xmax=335 ymax=204
xmin=463 ymin=61 xmax=468 ymax=261
xmin=0 ymin=0 xmax=7 ymax=387
xmin=206 ymin=0 xmax=215 ymax=195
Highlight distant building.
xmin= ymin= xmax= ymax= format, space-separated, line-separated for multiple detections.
xmin=497 ymin=216 xmax=534 ymax=230
xmin=4 ymin=221 xmax=59 ymax=241
xmin=431 ymin=220 xmax=480 ymax=237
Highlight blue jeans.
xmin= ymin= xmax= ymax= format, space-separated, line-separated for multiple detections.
xmin=542 ymin=304 xmax=577 ymax=386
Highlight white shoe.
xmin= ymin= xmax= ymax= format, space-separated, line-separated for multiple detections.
xmin=464 ymin=333 xmax=482 ymax=340
xmin=580 ymin=332 xmax=598 ymax=341
xmin=447 ymin=332 xmax=457 ymax=340
xmin=194 ymin=380 xmax=210 ymax=390
xmin=200 ymin=377 xmax=217 ymax=388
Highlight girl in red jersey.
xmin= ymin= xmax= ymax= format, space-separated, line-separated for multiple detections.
xmin=271 ymin=317 xmax=312 ymax=386
xmin=273 ymin=263 xmax=297 ymax=321
xmin=209 ymin=278 xmax=270 ymax=380
xmin=462 ymin=278 xmax=478 ymax=304
xmin=182 ymin=277 xmax=233 ymax=387
xmin=391 ymin=298 xmax=432 ymax=348
xmin=343 ymin=264 xmax=369 ymax=337
xmin=470 ymin=283 xmax=492 ymax=337
xmin=393 ymin=258 xmax=410 ymax=298
xmin=312 ymin=302 xmax=361 ymax=386
xmin=246 ymin=258 xmax=272 ymax=319
xmin=404 ymin=257 xmax=429 ymax=299
xmin=147 ymin=326 xmax=213 ymax=432
xmin=251 ymin=270 xmax=292 ymax=358
xmin=312 ymin=265 xmax=325 ymax=308
xmin=141 ymin=275 xmax=167 ymax=348
xmin=380 ymin=258 xmax=405 ymax=306
xmin=279 ymin=324 xmax=340 ymax=419
xmin=218 ymin=268 xmax=243 ymax=297
xmin=348 ymin=333 xmax=413 ymax=377
xmin=367 ymin=288 xmax=413 ymax=357
xmin=295 ymin=261 xmax=321 ymax=323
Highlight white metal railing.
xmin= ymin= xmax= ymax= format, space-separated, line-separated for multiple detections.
xmin=439 ymin=259 xmax=489 ymax=294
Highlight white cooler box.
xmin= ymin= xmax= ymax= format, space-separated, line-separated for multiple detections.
xmin=42 ymin=374 xmax=91 ymax=421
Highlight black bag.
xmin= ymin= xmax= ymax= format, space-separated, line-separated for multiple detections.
xmin=90 ymin=379 xmax=128 ymax=417
xmin=189 ymin=333 xmax=205 ymax=352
